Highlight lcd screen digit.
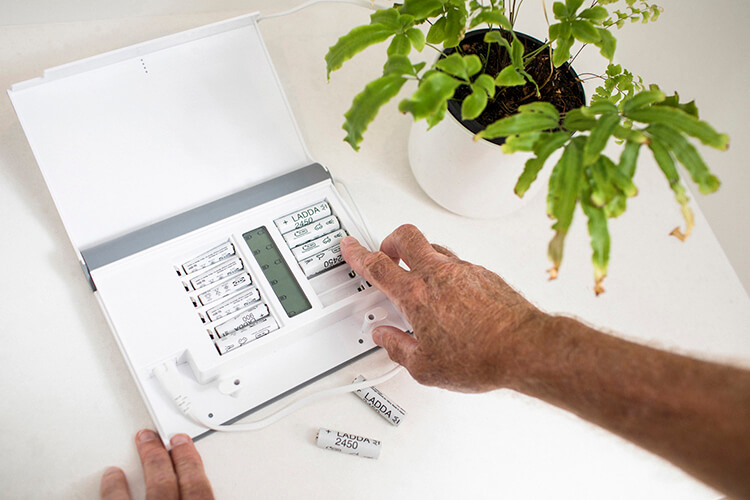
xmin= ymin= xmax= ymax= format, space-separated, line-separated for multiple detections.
xmin=242 ymin=226 xmax=311 ymax=318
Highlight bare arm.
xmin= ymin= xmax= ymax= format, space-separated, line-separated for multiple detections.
xmin=340 ymin=224 xmax=750 ymax=499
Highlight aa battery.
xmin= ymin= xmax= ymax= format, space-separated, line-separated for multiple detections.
xmin=182 ymin=241 xmax=235 ymax=275
xmin=316 ymin=429 xmax=381 ymax=459
xmin=283 ymin=215 xmax=340 ymax=248
xmin=189 ymin=258 xmax=244 ymax=290
xmin=291 ymin=229 xmax=347 ymax=261
xmin=299 ymin=245 xmax=344 ymax=278
xmin=214 ymin=316 xmax=279 ymax=355
xmin=202 ymin=288 xmax=261 ymax=322
xmin=197 ymin=273 xmax=252 ymax=306
xmin=274 ymin=201 xmax=332 ymax=233
xmin=352 ymin=375 xmax=407 ymax=426
xmin=214 ymin=302 xmax=270 ymax=338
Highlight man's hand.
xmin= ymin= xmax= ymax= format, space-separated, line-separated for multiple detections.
xmin=100 ymin=429 xmax=214 ymax=500
xmin=340 ymin=224 xmax=549 ymax=393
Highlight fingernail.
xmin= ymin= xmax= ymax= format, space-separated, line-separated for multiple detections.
xmin=103 ymin=466 xmax=121 ymax=477
xmin=372 ymin=327 xmax=384 ymax=346
xmin=170 ymin=434 xmax=191 ymax=447
xmin=340 ymin=236 xmax=356 ymax=247
xmin=137 ymin=429 xmax=157 ymax=444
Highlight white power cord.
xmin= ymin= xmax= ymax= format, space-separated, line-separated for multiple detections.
xmin=258 ymin=0 xmax=390 ymax=21
xmin=154 ymin=361 xmax=404 ymax=432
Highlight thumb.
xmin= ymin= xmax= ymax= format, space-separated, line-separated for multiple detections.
xmin=373 ymin=325 xmax=418 ymax=368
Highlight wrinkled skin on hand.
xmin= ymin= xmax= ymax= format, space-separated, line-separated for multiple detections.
xmin=341 ymin=224 xmax=549 ymax=393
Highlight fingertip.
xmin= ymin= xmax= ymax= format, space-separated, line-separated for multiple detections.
xmin=372 ymin=327 xmax=384 ymax=346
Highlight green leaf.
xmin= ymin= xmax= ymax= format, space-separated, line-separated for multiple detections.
xmin=343 ymin=74 xmax=407 ymax=150
xmin=626 ymin=106 xmax=730 ymax=150
xmin=563 ymin=108 xmax=597 ymax=131
xmin=612 ymin=125 xmax=648 ymax=143
xmin=596 ymin=28 xmax=616 ymax=60
xmin=646 ymin=123 xmax=721 ymax=194
xmin=553 ymin=2 xmax=569 ymax=20
xmin=622 ymin=89 xmax=666 ymax=114
xmin=618 ymin=140 xmax=641 ymax=178
xmin=495 ymin=65 xmax=526 ymax=86
xmin=484 ymin=30 xmax=512 ymax=52
xmin=657 ymin=93 xmax=699 ymax=117
xmin=581 ymin=192 xmax=610 ymax=295
xmin=582 ymin=100 xmax=619 ymax=116
xmin=426 ymin=17 xmax=447 ymax=44
xmin=425 ymin=100 xmax=448 ymax=129
xmin=477 ymin=112 xmax=560 ymax=140
xmin=464 ymin=54 xmax=482 ymax=77
xmin=547 ymin=137 xmax=585 ymax=278
xmin=514 ymin=131 xmax=570 ymax=196
xmin=443 ymin=6 xmax=468 ymax=48
xmin=326 ymin=24 xmax=395 ymax=78
xmin=383 ymin=55 xmax=417 ymax=76
xmin=519 ymin=102 xmax=560 ymax=121
xmin=571 ymin=20 xmax=601 ymax=43
xmin=370 ymin=8 xmax=401 ymax=30
xmin=502 ymin=132 xmax=543 ymax=154
xmin=469 ymin=9 xmax=512 ymax=30
xmin=473 ymin=74 xmax=496 ymax=98
xmin=587 ymin=156 xmax=617 ymax=206
xmin=398 ymin=71 xmax=461 ymax=120
xmin=388 ymin=34 xmax=412 ymax=56
xmin=566 ymin=0 xmax=585 ymax=14
xmin=405 ymin=28 xmax=426 ymax=51
xmin=647 ymin=136 xmax=695 ymax=241
xmin=579 ymin=6 xmax=608 ymax=21
xmin=461 ymin=89 xmax=488 ymax=120
xmin=510 ymin=36 xmax=524 ymax=66
xmin=399 ymin=0 xmax=444 ymax=19
xmin=552 ymin=35 xmax=574 ymax=67
xmin=435 ymin=53 xmax=468 ymax=79
xmin=584 ymin=113 xmax=620 ymax=165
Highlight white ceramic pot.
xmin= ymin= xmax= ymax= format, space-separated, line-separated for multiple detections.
xmin=408 ymin=111 xmax=547 ymax=219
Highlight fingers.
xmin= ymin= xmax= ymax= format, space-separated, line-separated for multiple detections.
xmin=135 ymin=430 xmax=179 ymax=500
xmin=169 ymin=434 xmax=214 ymax=499
xmin=340 ymin=237 xmax=407 ymax=297
xmin=100 ymin=467 xmax=131 ymax=500
xmin=379 ymin=224 xmax=440 ymax=270
xmin=372 ymin=325 xmax=418 ymax=368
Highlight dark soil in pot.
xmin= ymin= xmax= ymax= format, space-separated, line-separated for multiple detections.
xmin=446 ymin=29 xmax=586 ymax=146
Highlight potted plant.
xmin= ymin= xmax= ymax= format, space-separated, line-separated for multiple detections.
xmin=324 ymin=0 xmax=729 ymax=294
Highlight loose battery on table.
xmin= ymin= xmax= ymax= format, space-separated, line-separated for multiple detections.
xmin=181 ymin=241 xmax=235 ymax=275
xmin=197 ymin=273 xmax=252 ymax=306
xmin=189 ymin=257 xmax=244 ymax=290
xmin=299 ymin=245 xmax=344 ymax=277
xmin=316 ymin=429 xmax=381 ymax=459
xmin=202 ymin=288 xmax=261 ymax=322
xmin=352 ymin=375 xmax=407 ymax=426
xmin=283 ymin=215 xmax=340 ymax=248
xmin=291 ymin=229 xmax=347 ymax=261
xmin=214 ymin=302 xmax=270 ymax=338
xmin=214 ymin=316 xmax=279 ymax=355
xmin=273 ymin=201 xmax=331 ymax=232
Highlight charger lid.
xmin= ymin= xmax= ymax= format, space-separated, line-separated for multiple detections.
xmin=9 ymin=13 xmax=312 ymax=252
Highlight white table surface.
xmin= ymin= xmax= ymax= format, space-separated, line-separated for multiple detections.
xmin=1 ymin=1 xmax=749 ymax=498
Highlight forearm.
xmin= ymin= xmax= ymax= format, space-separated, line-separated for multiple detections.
xmin=511 ymin=315 xmax=750 ymax=499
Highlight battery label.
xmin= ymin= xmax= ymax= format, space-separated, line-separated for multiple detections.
xmin=214 ymin=316 xmax=279 ymax=355
xmin=283 ymin=216 xmax=340 ymax=248
xmin=197 ymin=273 xmax=252 ymax=305
xmin=299 ymin=245 xmax=344 ymax=278
xmin=291 ymin=229 xmax=347 ymax=261
xmin=214 ymin=303 xmax=270 ymax=338
xmin=316 ymin=429 xmax=381 ymax=459
xmin=274 ymin=201 xmax=331 ymax=233
xmin=352 ymin=375 xmax=407 ymax=426
xmin=204 ymin=288 xmax=261 ymax=322
xmin=182 ymin=241 xmax=235 ymax=275
xmin=189 ymin=258 xmax=244 ymax=290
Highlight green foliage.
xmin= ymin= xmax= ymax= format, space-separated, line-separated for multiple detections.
xmin=325 ymin=0 xmax=728 ymax=294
